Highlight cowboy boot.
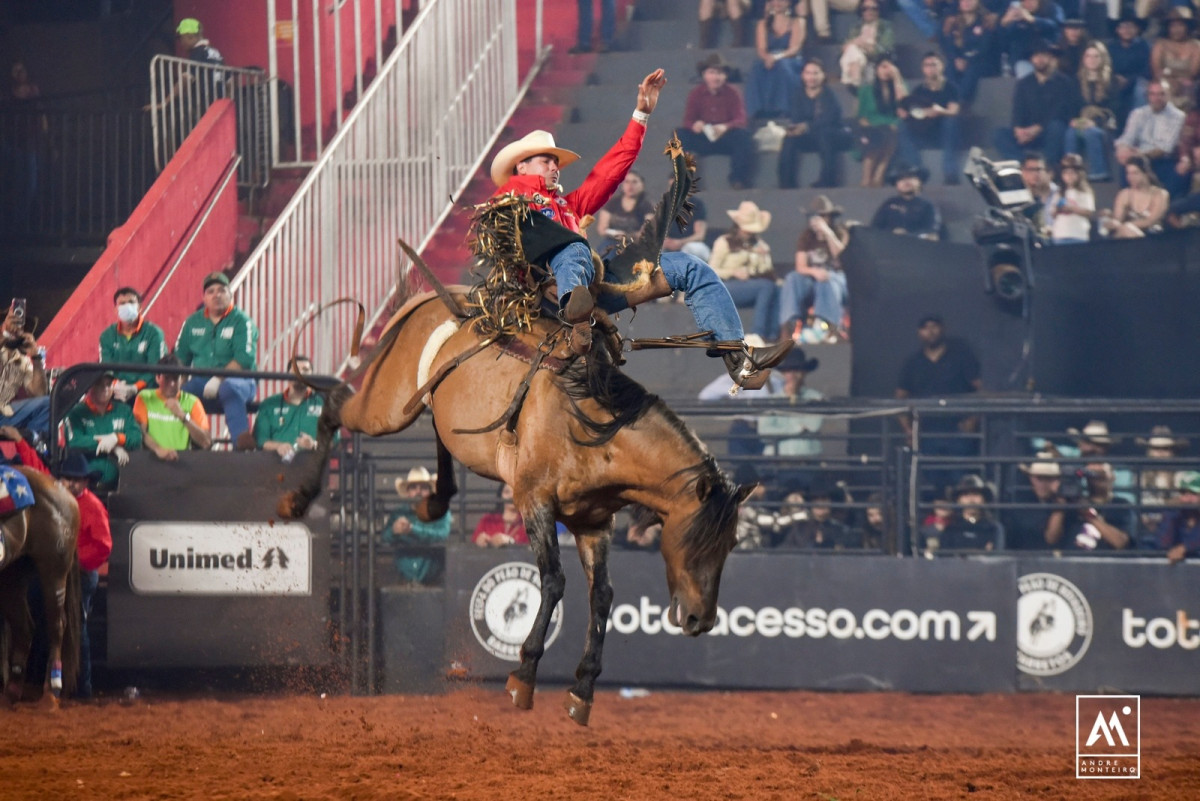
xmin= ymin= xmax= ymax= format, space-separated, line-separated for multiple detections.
xmin=622 ymin=267 xmax=672 ymax=307
xmin=562 ymin=289 xmax=595 ymax=356
xmin=723 ymin=339 xmax=795 ymax=389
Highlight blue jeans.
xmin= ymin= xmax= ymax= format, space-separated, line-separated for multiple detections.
xmin=778 ymin=270 xmax=847 ymax=329
xmin=993 ymin=119 xmax=1067 ymax=166
xmin=723 ymin=277 xmax=779 ymax=340
xmin=1063 ymin=125 xmax=1111 ymax=180
xmin=898 ymin=117 xmax=962 ymax=183
xmin=894 ymin=0 xmax=938 ymax=37
xmin=576 ymin=0 xmax=615 ymax=49
xmin=550 ymin=243 xmax=745 ymax=341
xmin=0 ymin=395 xmax=50 ymax=438
xmin=77 ymin=569 xmax=99 ymax=697
xmin=183 ymin=375 xmax=257 ymax=439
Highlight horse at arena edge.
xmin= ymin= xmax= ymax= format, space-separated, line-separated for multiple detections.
xmin=278 ymin=269 xmax=752 ymax=726
xmin=0 ymin=466 xmax=81 ymax=707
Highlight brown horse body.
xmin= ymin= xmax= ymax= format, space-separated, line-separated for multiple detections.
xmin=284 ymin=288 xmax=750 ymax=725
xmin=0 ymin=466 xmax=81 ymax=706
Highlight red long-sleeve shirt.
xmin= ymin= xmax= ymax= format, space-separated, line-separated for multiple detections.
xmin=683 ymin=83 xmax=747 ymax=130
xmin=492 ymin=118 xmax=646 ymax=231
xmin=74 ymin=487 xmax=112 ymax=572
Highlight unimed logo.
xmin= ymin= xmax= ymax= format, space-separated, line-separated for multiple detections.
xmin=1076 ymin=695 xmax=1140 ymax=779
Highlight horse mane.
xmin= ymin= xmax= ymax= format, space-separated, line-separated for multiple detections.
xmin=557 ymin=345 xmax=659 ymax=446
xmin=667 ymin=453 xmax=741 ymax=572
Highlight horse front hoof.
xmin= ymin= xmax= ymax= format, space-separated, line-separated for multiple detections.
xmin=564 ymin=691 xmax=592 ymax=726
xmin=505 ymin=674 xmax=534 ymax=710
xmin=276 ymin=491 xmax=306 ymax=519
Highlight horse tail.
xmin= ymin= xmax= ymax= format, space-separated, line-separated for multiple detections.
xmin=417 ymin=432 xmax=457 ymax=522
xmin=278 ymin=381 xmax=355 ymax=519
xmin=60 ymin=557 xmax=81 ymax=695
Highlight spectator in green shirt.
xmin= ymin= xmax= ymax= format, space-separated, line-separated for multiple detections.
xmin=63 ymin=370 xmax=142 ymax=491
xmin=383 ymin=466 xmax=451 ymax=584
xmin=253 ymin=355 xmax=325 ymax=461
xmin=175 ymin=271 xmax=259 ymax=449
xmin=98 ymin=287 xmax=167 ymax=402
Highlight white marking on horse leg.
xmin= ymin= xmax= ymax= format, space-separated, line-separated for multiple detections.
xmin=416 ymin=320 xmax=462 ymax=407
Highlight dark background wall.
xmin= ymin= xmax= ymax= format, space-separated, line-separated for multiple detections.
xmin=844 ymin=227 xmax=1200 ymax=400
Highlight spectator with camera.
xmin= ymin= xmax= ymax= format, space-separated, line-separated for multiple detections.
xmin=780 ymin=487 xmax=857 ymax=549
xmin=1155 ymin=471 xmax=1200 ymax=563
xmin=1050 ymin=461 xmax=1135 ymax=551
xmin=0 ymin=299 xmax=48 ymax=439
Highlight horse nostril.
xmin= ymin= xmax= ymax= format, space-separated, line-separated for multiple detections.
xmin=685 ymin=614 xmax=702 ymax=633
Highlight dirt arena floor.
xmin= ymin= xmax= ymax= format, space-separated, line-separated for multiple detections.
xmin=3 ymin=686 xmax=1197 ymax=800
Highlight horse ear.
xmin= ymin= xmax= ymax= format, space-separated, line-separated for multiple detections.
xmin=695 ymin=474 xmax=714 ymax=503
xmin=735 ymin=483 xmax=758 ymax=505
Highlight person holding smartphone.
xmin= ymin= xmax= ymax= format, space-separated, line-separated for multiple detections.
xmin=0 ymin=299 xmax=49 ymax=439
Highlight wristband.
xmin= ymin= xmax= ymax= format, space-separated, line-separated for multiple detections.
xmin=632 ymin=109 xmax=650 ymax=124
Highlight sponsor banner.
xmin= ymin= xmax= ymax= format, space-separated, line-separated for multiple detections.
xmin=445 ymin=549 xmax=1016 ymax=691
xmin=1016 ymin=558 xmax=1200 ymax=694
xmin=129 ymin=522 xmax=312 ymax=595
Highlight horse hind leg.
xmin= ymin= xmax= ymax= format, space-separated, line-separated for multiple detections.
xmin=564 ymin=529 xmax=615 ymax=727
xmin=505 ymin=505 xmax=565 ymax=711
xmin=0 ymin=566 xmax=34 ymax=705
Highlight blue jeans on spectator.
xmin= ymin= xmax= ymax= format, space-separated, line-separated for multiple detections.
xmin=894 ymin=0 xmax=939 ymax=37
xmin=676 ymin=128 xmax=757 ymax=188
xmin=778 ymin=270 xmax=847 ymax=330
xmin=898 ymin=117 xmax=962 ymax=184
xmin=551 ymin=243 xmax=746 ymax=341
xmin=183 ymin=375 xmax=256 ymax=440
xmin=723 ymin=277 xmax=779 ymax=340
xmin=0 ymin=396 xmax=50 ymax=439
xmin=1063 ymin=125 xmax=1112 ymax=180
xmin=77 ymin=568 xmax=99 ymax=698
xmin=576 ymin=0 xmax=615 ymax=50
xmin=993 ymin=119 xmax=1067 ymax=165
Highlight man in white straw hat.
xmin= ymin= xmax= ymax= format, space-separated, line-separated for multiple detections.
xmin=1004 ymin=452 xmax=1065 ymax=550
xmin=487 ymin=69 xmax=792 ymax=389
xmin=383 ymin=466 xmax=451 ymax=584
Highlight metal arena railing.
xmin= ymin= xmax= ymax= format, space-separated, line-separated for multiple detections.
xmin=0 ymin=105 xmax=155 ymax=243
xmin=148 ymin=54 xmax=271 ymax=189
xmin=233 ymin=0 xmax=547 ymax=391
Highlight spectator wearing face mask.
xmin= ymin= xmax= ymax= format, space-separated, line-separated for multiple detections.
xmin=98 ymin=287 xmax=167 ymax=403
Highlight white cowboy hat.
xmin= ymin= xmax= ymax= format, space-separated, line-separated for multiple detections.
xmin=1136 ymin=425 xmax=1189 ymax=451
xmin=1019 ymin=452 xmax=1062 ymax=477
xmin=1066 ymin=420 xmax=1115 ymax=446
xmin=489 ymin=130 xmax=580 ymax=187
xmin=395 ymin=466 xmax=436 ymax=494
xmin=726 ymin=200 xmax=772 ymax=233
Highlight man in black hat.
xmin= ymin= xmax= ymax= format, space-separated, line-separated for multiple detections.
xmin=1108 ymin=12 xmax=1150 ymax=129
xmin=869 ymin=164 xmax=943 ymax=239
xmin=992 ymin=40 xmax=1079 ymax=164
xmin=53 ymin=451 xmax=111 ymax=699
xmin=897 ymin=52 xmax=962 ymax=185
xmin=175 ymin=271 xmax=260 ymax=449
xmin=940 ymin=475 xmax=1005 ymax=551
xmin=1055 ymin=18 xmax=1090 ymax=77
xmin=677 ymin=53 xmax=757 ymax=189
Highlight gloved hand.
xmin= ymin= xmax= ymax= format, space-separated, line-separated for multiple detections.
xmin=94 ymin=433 xmax=119 ymax=454
xmin=112 ymin=380 xmax=137 ymax=402
xmin=113 ymin=446 xmax=129 ymax=467
xmin=203 ymin=376 xmax=223 ymax=399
